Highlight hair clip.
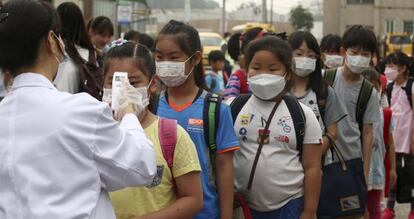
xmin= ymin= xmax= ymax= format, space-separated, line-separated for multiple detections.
xmin=109 ymin=38 xmax=129 ymax=49
xmin=0 ymin=12 xmax=9 ymax=23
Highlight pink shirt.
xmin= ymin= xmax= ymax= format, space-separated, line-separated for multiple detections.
xmin=391 ymin=81 xmax=414 ymax=154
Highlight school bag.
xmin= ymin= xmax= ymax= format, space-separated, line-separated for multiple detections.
xmin=230 ymin=94 xmax=306 ymax=159
xmin=383 ymin=108 xmax=392 ymax=198
xmin=386 ymin=79 xmax=414 ymax=108
xmin=324 ymin=68 xmax=374 ymax=135
xmin=158 ymin=118 xmax=178 ymax=171
xmin=153 ymin=91 xmax=222 ymax=171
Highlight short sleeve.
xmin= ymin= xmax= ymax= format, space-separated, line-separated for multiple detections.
xmin=324 ymin=86 xmax=347 ymax=126
xmin=302 ymin=104 xmax=323 ymax=145
xmin=216 ymin=104 xmax=240 ymax=153
xmin=363 ymin=89 xmax=381 ymax=124
xmin=172 ymin=125 xmax=202 ymax=178
xmin=205 ymin=75 xmax=213 ymax=89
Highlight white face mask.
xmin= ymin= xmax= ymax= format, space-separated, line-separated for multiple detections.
xmin=248 ymin=73 xmax=286 ymax=100
xmin=345 ymin=54 xmax=371 ymax=74
xmin=156 ymin=55 xmax=195 ymax=87
xmin=52 ymin=33 xmax=67 ymax=80
xmin=102 ymin=86 xmax=149 ymax=112
xmin=294 ymin=57 xmax=316 ymax=77
xmin=324 ymin=55 xmax=344 ymax=69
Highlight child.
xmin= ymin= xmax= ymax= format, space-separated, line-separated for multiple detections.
xmin=154 ymin=20 xmax=239 ymax=219
xmin=383 ymin=51 xmax=414 ymax=219
xmin=362 ymin=68 xmax=397 ymax=219
xmin=103 ymin=40 xmax=204 ymax=219
xmin=288 ymin=31 xmax=346 ymax=156
xmin=320 ymin=34 xmax=344 ymax=70
xmin=224 ymin=27 xmax=265 ymax=99
xmin=232 ymin=35 xmax=323 ymax=219
xmin=324 ymin=25 xmax=381 ymax=180
xmin=205 ymin=50 xmax=226 ymax=95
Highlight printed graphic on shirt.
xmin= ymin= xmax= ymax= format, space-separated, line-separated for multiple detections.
xmin=257 ymin=129 xmax=271 ymax=144
xmin=187 ymin=118 xmax=204 ymax=133
xmin=146 ymin=165 xmax=164 ymax=188
xmin=277 ymin=116 xmax=292 ymax=133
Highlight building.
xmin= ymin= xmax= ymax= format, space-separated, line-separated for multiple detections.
xmin=323 ymin=0 xmax=414 ymax=37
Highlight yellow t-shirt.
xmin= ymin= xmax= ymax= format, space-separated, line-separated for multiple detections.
xmin=110 ymin=118 xmax=201 ymax=219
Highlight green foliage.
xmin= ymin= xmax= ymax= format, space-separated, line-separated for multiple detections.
xmin=289 ymin=5 xmax=314 ymax=31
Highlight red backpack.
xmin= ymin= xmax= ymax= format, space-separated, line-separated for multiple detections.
xmin=158 ymin=118 xmax=178 ymax=170
xmin=383 ymin=108 xmax=392 ymax=197
xmin=233 ymin=69 xmax=249 ymax=94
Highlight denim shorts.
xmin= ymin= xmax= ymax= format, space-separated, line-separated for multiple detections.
xmin=250 ymin=197 xmax=304 ymax=219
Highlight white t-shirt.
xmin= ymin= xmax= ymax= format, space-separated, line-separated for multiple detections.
xmin=233 ymin=96 xmax=323 ymax=212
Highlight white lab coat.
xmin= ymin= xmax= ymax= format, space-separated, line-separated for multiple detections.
xmin=0 ymin=73 xmax=156 ymax=219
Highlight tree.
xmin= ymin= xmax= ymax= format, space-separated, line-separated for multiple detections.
xmin=236 ymin=1 xmax=261 ymax=15
xmin=289 ymin=5 xmax=314 ymax=31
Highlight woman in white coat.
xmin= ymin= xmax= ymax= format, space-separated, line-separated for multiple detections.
xmin=0 ymin=1 xmax=156 ymax=219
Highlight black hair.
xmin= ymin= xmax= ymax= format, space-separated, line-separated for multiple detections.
xmin=342 ymin=25 xmax=377 ymax=53
xmin=136 ymin=33 xmax=155 ymax=52
xmin=386 ymin=51 xmax=411 ymax=76
xmin=87 ymin=16 xmax=114 ymax=36
xmin=0 ymin=0 xmax=60 ymax=76
xmin=320 ymin=34 xmax=342 ymax=53
xmin=362 ymin=68 xmax=381 ymax=89
xmin=228 ymin=27 xmax=263 ymax=63
xmin=104 ymin=42 xmax=155 ymax=79
xmin=288 ymin=31 xmax=327 ymax=98
xmin=124 ymin=30 xmax=140 ymax=41
xmin=156 ymin=20 xmax=206 ymax=89
xmin=57 ymin=2 xmax=96 ymax=65
xmin=245 ymin=36 xmax=294 ymax=92
xmin=104 ymin=42 xmax=157 ymax=112
xmin=224 ymin=32 xmax=231 ymax=39
xmin=208 ymin=50 xmax=225 ymax=62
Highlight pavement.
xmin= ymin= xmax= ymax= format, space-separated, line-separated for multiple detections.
xmin=391 ymin=202 xmax=410 ymax=218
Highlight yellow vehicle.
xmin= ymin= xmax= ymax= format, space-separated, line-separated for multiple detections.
xmin=385 ymin=33 xmax=413 ymax=57
xmin=199 ymin=32 xmax=224 ymax=67
xmin=232 ymin=22 xmax=276 ymax=34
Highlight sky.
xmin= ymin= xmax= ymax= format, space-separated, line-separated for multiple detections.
xmin=215 ymin=0 xmax=317 ymax=15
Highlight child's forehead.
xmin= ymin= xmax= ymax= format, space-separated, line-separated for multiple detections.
xmin=346 ymin=46 xmax=372 ymax=53
xmin=106 ymin=58 xmax=145 ymax=76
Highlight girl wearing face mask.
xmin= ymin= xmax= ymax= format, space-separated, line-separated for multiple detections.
xmin=232 ymin=36 xmax=323 ymax=219
xmin=103 ymin=41 xmax=203 ymax=219
xmin=289 ymin=31 xmax=346 ymax=156
xmin=154 ymin=20 xmax=239 ymax=219
xmin=0 ymin=1 xmax=157 ymax=218
xmin=383 ymin=52 xmax=414 ymax=219
xmin=320 ymin=34 xmax=344 ymax=70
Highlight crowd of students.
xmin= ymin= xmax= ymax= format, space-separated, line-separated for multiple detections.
xmin=1 ymin=0 xmax=414 ymax=219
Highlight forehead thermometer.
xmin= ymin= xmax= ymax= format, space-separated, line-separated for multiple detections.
xmin=111 ymin=72 xmax=128 ymax=110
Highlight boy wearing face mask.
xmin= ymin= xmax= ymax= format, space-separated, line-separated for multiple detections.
xmin=324 ymin=25 xmax=381 ymax=184
xmin=320 ymin=34 xmax=344 ymax=70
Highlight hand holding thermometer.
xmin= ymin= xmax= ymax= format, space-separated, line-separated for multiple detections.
xmin=111 ymin=72 xmax=128 ymax=111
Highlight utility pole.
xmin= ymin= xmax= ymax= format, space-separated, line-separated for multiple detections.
xmin=185 ymin=0 xmax=191 ymax=22
xmin=262 ymin=0 xmax=267 ymax=23
xmin=221 ymin=0 xmax=226 ymax=34
xmin=270 ymin=0 xmax=273 ymax=25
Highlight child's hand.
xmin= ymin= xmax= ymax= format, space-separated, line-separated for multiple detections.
xmin=390 ymin=169 xmax=397 ymax=186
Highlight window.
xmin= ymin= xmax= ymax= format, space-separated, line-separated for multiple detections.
xmin=403 ymin=20 xmax=414 ymax=33
xmin=386 ymin=20 xmax=394 ymax=33
xmin=347 ymin=0 xmax=374 ymax=4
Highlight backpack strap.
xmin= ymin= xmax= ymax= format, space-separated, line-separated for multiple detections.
xmin=383 ymin=108 xmax=392 ymax=150
xmin=356 ymin=79 xmax=374 ymax=136
xmin=159 ymin=118 xmax=178 ymax=170
xmin=230 ymin=94 xmax=252 ymax=124
xmin=203 ymin=93 xmax=222 ymax=169
xmin=404 ymin=79 xmax=413 ymax=108
xmin=324 ymin=68 xmax=338 ymax=86
xmin=316 ymin=86 xmax=329 ymax=127
xmin=387 ymin=82 xmax=394 ymax=107
xmin=283 ymin=94 xmax=306 ymax=161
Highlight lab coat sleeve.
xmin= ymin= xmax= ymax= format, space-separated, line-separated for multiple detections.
xmin=91 ymin=107 xmax=156 ymax=191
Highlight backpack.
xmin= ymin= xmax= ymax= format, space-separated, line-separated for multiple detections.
xmin=230 ymin=94 xmax=306 ymax=159
xmin=383 ymin=108 xmax=392 ymax=198
xmin=386 ymin=79 xmax=414 ymax=108
xmin=153 ymin=91 xmax=222 ymax=170
xmin=158 ymin=118 xmax=178 ymax=170
xmin=233 ymin=69 xmax=249 ymax=94
xmin=324 ymin=68 xmax=374 ymax=135
xmin=78 ymin=53 xmax=104 ymax=100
